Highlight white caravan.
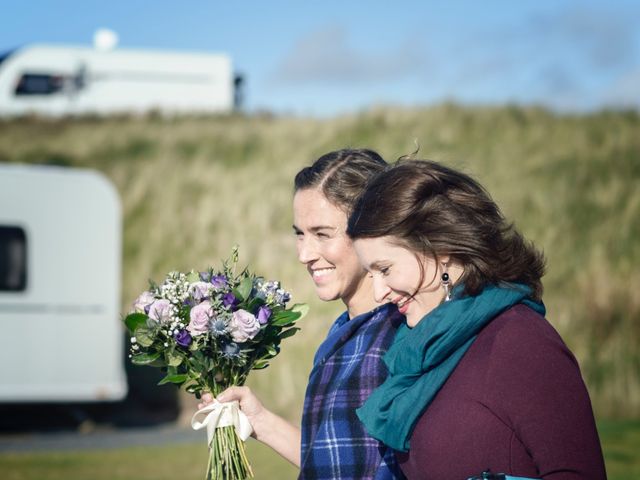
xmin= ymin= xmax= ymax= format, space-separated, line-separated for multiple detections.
xmin=0 ymin=44 xmax=236 ymax=117
xmin=0 ymin=164 xmax=127 ymax=402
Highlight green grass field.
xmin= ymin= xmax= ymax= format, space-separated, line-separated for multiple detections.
xmin=0 ymin=420 xmax=638 ymax=479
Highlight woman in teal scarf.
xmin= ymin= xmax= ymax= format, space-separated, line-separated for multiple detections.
xmin=347 ymin=160 xmax=606 ymax=479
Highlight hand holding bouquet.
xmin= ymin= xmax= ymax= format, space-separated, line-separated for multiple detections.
xmin=124 ymin=247 xmax=307 ymax=479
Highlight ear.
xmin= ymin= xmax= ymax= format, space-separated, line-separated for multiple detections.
xmin=439 ymin=254 xmax=451 ymax=266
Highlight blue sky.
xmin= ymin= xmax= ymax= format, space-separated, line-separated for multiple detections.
xmin=2 ymin=0 xmax=639 ymax=116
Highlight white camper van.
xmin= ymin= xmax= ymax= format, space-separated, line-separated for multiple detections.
xmin=0 ymin=44 xmax=237 ymax=117
xmin=0 ymin=164 xmax=127 ymax=403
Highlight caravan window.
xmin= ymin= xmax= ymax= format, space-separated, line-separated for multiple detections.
xmin=14 ymin=73 xmax=64 ymax=96
xmin=0 ymin=226 xmax=27 ymax=291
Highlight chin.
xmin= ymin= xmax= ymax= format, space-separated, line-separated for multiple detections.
xmin=314 ymin=286 xmax=341 ymax=303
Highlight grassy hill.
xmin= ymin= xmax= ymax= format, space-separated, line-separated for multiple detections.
xmin=1 ymin=104 xmax=638 ymax=421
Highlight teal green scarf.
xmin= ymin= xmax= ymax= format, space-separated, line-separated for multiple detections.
xmin=356 ymin=284 xmax=545 ymax=452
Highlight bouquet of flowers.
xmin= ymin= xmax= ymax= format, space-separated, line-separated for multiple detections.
xmin=123 ymin=247 xmax=307 ymax=479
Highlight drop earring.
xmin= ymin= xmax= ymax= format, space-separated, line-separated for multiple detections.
xmin=441 ymin=264 xmax=451 ymax=302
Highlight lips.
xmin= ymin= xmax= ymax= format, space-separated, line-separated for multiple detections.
xmin=309 ymin=267 xmax=335 ymax=283
xmin=394 ymin=296 xmax=412 ymax=315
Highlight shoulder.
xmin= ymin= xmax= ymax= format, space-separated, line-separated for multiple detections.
xmin=480 ymin=304 xmax=576 ymax=366
xmin=326 ymin=310 xmax=350 ymax=336
xmin=474 ymin=304 xmax=589 ymax=415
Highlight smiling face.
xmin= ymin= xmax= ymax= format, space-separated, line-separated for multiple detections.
xmin=353 ymin=236 xmax=448 ymax=327
xmin=293 ymin=188 xmax=374 ymax=315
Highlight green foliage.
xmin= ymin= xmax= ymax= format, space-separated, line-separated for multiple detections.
xmin=124 ymin=313 xmax=147 ymax=332
xmin=131 ymin=352 xmax=160 ymax=365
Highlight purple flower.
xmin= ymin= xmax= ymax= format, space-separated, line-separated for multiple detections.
xmin=276 ymin=290 xmax=291 ymax=305
xmin=257 ymin=306 xmax=271 ymax=325
xmin=229 ymin=309 xmax=261 ymax=343
xmin=222 ymin=292 xmax=239 ymax=310
xmin=174 ymin=329 xmax=192 ymax=348
xmin=199 ymin=271 xmax=212 ymax=282
xmin=188 ymin=300 xmax=213 ymax=336
xmin=211 ymin=275 xmax=228 ymax=289
xmin=148 ymin=299 xmax=172 ymax=323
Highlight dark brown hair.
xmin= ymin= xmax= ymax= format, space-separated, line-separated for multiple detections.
xmin=294 ymin=149 xmax=387 ymax=213
xmin=347 ymin=159 xmax=546 ymax=300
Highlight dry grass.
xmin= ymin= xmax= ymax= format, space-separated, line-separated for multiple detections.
xmin=1 ymin=104 xmax=638 ymax=419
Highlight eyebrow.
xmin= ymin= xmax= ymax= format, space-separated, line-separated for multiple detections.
xmin=368 ymin=260 xmax=389 ymax=270
xmin=292 ymin=225 xmax=337 ymax=233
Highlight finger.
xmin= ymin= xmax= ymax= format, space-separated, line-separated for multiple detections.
xmin=217 ymin=386 xmax=249 ymax=403
xmin=201 ymin=392 xmax=214 ymax=402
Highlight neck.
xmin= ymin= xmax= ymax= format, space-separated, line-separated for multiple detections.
xmin=343 ymin=276 xmax=380 ymax=319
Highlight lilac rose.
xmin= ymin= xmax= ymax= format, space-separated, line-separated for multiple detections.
xmin=229 ymin=309 xmax=261 ymax=343
xmin=257 ymin=306 xmax=271 ymax=325
xmin=133 ymin=291 xmax=155 ymax=314
xmin=148 ymin=299 xmax=172 ymax=323
xmin=190 ymin=281 xmax=212 ymax=301
xmin=188 ymin=300 xmax=213 ymax=335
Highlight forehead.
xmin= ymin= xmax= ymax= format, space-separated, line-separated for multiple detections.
xmin=293 ymin=189 xmax=347 ymax=227
xmin=353 ymin=236 xmax=402 ymax=260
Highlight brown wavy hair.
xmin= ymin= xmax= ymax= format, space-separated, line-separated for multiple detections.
xmin=346 ymin=159 xmax=546 ymax=300
xmin=294 ymin=149 xmax=387 ymax=213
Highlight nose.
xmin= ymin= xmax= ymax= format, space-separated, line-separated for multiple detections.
xmin=372 ymin=275 xmax=391 ymax=303
xmin=296 ymin=236 xmax=318 ymax=265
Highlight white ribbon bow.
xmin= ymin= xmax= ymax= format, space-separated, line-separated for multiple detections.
xmin=191 ymin=400 xmax=253 ymax=445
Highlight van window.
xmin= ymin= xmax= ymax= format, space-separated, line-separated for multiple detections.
xmin=0 ymin=226 xmax=27 ymax=291
xmin=14 ymin=73 xmax=64 ymax=96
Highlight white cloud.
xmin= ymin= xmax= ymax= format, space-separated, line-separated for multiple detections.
xmin=270 ymin=25 xmax=429 ymax=87
xmin=600 ymin=68 xmax=640 ymax=108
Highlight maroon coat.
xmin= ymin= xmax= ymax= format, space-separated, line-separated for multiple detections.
xmin=396 ymin=304 xmax=606 ymax=479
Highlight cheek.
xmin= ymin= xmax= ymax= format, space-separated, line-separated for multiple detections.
xmin=325 ymin=239 xmax=352 ymax=263
xmin=337 ymin=247 xmax=366 ymax=277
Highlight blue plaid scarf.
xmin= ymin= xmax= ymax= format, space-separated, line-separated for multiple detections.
xmin=299 ymin=303 xmax=405 ymax=480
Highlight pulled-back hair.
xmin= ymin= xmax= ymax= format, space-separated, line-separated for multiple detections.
xmin=294 ymin=149 xmax=387 ymax=213
xmin=347 ymin=159 xmax=546 ymax=300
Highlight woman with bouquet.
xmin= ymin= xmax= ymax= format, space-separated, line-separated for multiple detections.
xmin=346 ymin=159 xmax=606 ymax=478
xmin=201 ymin=149 xmax=405 ymax=479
